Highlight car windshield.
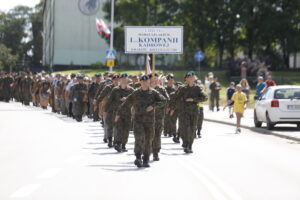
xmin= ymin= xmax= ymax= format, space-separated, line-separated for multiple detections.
xmin=274 ymin=88 xmax=300 ymax=99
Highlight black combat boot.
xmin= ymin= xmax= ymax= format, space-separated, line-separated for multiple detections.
xmin=121 ymin=144 xmax=128 ymax=152
xmin=184 ymin=143 xmax=189 ymax=153
xmin=108 ymin=137 xmax=113 ymax=148
xmin=114 ymin=142 xmax=122 ymax=152
xmin=142 ymin=155 xmax=150 ymax=168
xmin=134 ymin=154 xmax=142 ymax=168
xmin=173 ymin=134 xmax=180 ymax=143
xmin=103 ymin=138 xmax=108 ymax=143
xmin=188 ymin=144 xmax=193 ymax=154
xmin=153 ymin=153 xmax=160 ymax=161
xmin=197 ymin=129 xmax=201 ymax=138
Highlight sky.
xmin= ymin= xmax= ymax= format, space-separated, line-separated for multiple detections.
xmin=0 ymin=0 xmax=40 ymax=12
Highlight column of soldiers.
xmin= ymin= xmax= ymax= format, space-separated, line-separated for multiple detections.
xmin=0 ymin=71 xmax=207 ymax=168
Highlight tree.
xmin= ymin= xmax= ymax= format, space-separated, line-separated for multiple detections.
xmin=0 ymin=44 xmax=18 ymax=72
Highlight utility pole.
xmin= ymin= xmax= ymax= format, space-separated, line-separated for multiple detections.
xmin=109 ymin=0 xmax=115 ymax=72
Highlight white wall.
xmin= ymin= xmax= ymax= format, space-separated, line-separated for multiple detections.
xmin=52 ymin=0 xmax=109 ymax=66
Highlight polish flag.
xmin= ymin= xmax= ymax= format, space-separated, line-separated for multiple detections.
xmin=96 ymin=18 xmax=111 ymax=37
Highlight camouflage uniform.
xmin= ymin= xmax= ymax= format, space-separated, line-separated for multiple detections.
xmin=174 ymin=84 xmax=207 ymax=153
xmin=71 ymin=82 xmax=88 ymax=122
xmin=20 ymin=76 xmax=32 ymax=105
xmin=152 ymin=86 xmax=169 ymax=160
xmin=118 ymin=87 xmax=166 ymax=167
xmin=164 ymin=85 xmax=176 ymax=136
xmin=88 ymin=81 xmax=101 ymax=121
xmin=168 ymin=91 xmax=179 ymax=142
xmin=106 ymin=85 xmax=134 ymax=152
xmin=1 ymin=75 xmax=14 ymax=102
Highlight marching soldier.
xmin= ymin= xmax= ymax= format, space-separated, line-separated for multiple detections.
xmin=115 ymin=75 xmax=166 ymax=168
xmin=88 ymin=73 xmax=102 ymax=121
xmin=97 ymin=74 xmax=119 ymax=147
xmin=20 ymin=72 xmax=33 ymax=106
xmin=1 ymin=73 xmax=14 ymax=102
xmin=149 ymin=73 xmax=169 ymax=161
xmin=71 ymin=75 xmax=88 ymax=122
xmin=105 ymin=73 xmax=134 ymax=152
xmin=196 ymin=80 xmax=205 ymax=138
xmin=171 ymin=72 xmax=207 ymax=153
xmin=164 ymin=73 xmax=176 ymax=137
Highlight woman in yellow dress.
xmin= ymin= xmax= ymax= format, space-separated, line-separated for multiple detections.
xmin=229 ymin=84 xmax=248 ymax=134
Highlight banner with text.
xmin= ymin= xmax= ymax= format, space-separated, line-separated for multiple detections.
xmin=125 ymin=26 xmax=183 ymax=54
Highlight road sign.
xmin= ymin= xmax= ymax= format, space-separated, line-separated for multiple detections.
xmin=106 ymin=59 xmax=115 ymax=67
xmin=105 ymin=49 xmax=117 ymax=60
xmin=194 ymin=51 xmax=205 ymax=62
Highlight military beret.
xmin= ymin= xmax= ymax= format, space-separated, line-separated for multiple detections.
xmin=148 ymin=73 xmax=158 ymax=79
xmin=120 ymin=73 xmax=128 ymax=78
xmin=175 ymin=82 xmax=183 ymax=86
xmin=186 ymin=71 xmax=196 ymax=77
xmin=112 ymin=74 xmax=119 ymax=80
xmin=140 ymin=75 xmax=149 ymax=81
xmin=166 ymin=73 xmax=174 ymax=80
xmin=76 ymin=74 xmax=84 ymax=79
xmin=105 ymin=78 xmax=113 ymax=83
xmin=95 ymin=73 xmax=102 ymax=77
xmin=70 ymin=73 xmax=76 ymax=79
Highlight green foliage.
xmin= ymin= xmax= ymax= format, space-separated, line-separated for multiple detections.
xmin=0 ymin=44 xmax=18 ymax=72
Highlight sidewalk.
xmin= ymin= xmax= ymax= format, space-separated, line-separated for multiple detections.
xmin=203 ymin=106 xmax=300 ymax=142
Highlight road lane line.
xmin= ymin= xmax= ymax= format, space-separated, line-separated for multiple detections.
xmin=183 ymin=157 xmax=243 ymax=200
xmin=174 ymin=157 xmax=228 ymax=200
xmin=10 ymin=184 xmax=40 ymax=198
xmin=37 ymin=168 xmax=62 ymax=179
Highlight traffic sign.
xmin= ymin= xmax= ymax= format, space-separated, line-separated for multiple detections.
xmin=105 ymin=49 xmax=117 ymax=60
xmin=106 ymin=59 xmax=115 ymax=67
xmin=194 ymin=51 xmax=205 ymax=62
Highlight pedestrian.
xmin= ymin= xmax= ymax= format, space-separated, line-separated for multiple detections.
xmin=209 ymin=77 xmax=221 ymax=111
xmin=224 ymin=82 xmax=235 ymax=118
xmin=265 ymin=75 xmax=276 ymax=89
xmin=88 ymin=73 xmax=102 ymax=121
xmin=171 ymin=71 xmax=207 ymax=153
xmin=115 ymin=75 xmax=166 ymax=168
xmin=255 ymin=76 xmax=266 ymax=100
xmin=65 ymin=74 xmax=76 ymax=117
xmin=196 ymin=79 xmax=205 ymax=138
xmin=239 ymin=79 xmax=250 ymax=103
xmin=39 ymin=76 xmax=51 ymax=109
xmin=229 ymin=84 xmax=248 ymax=134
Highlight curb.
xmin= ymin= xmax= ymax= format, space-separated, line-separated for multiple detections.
xmin=204 ymin=118 xmax=300 ymax=142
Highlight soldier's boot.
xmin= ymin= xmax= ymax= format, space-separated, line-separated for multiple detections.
xmin=114 ymin=142 xmax=122 ymax=153
xmin=153 ymin=153 xmax=160 ymax=161
xmin=173 ymin=134 xmax=180 ymax=143
xmin=184 ymin=142 xmax=189 ymax=153
xmin=103 ymin=138 xmax=108 ymax=143
xmin=168 ymin=133 xmax=172 ymax=137
xmin=100 ymin=119 xmax=104 ymax=127
xmin=108 ymin=137 xmax=113 ymax=148
xmin=163 ymin=132 xmax=168 ymax=137
xmin=188 ymin=144 xmax=193 ymax=154
xmin=134 ymin=154 xmax=143 ymax=168
xmin=197 ymin=129 xmax=201 ymax=138
xmin=142 ymin=156 xmax=150 ymax=168
xmin=76 ymin=115 xmax=82 ymax=122
xmin=121 ymin=144 xmax=128 ymax=152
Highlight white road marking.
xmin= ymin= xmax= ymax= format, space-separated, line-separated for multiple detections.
xmin=10 ymin=184 xmax=40 ymax=198
xmin=37 ymin=168 xmax=62 ymax=179
xmin=182 ymin=156 xmax=243 ymax=200
xmin=175 ymin=156 xmax=228 ymax=200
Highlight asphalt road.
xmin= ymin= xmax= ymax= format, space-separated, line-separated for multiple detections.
xmin=1 ymin=102 xmax=300 ymax=200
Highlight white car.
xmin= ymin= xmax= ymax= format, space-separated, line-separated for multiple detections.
xmin=254 ymin=85 xmax=300 ymax=130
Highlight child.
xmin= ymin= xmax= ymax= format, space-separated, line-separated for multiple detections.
xmin=225 ymin=82 xmax=235 ymax=118
xmin=229 ymin=84 xmax=248 ymax=134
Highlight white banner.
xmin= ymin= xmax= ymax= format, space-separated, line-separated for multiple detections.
xmin=125 ymin=26 xmax=183 ymax=54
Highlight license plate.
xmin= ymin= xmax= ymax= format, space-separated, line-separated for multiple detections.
xmin=287 ymin=105 xmax=300 ymax=110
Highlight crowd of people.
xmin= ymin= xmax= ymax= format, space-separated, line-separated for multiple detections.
xmin=0 ymin=71 xmax=208 ymax=168
xmin=0 ymin=70 xmax=277 ymax=167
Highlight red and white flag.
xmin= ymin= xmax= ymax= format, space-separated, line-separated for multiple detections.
xmin=96 ymin=18 xmax=111 ymax=37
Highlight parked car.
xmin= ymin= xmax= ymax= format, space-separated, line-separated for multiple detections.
xmin=254 ymin=85 xmax=300 ymax=130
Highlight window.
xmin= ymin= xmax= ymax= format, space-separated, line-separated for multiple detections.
xmin=274 ymin=88 xmax=300 ymax=99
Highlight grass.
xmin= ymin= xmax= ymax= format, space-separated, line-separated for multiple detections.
xmin=55 ymin=68 xmax=300 ymax=108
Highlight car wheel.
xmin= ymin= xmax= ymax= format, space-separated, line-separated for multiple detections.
xmin=254 ymin=110 xmax=262 ymax=128
xmin=266 ymin=112 xmax=275 ymax=130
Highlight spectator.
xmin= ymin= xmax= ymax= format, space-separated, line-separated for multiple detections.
xmin=209 ymin=77 xmax=221 ymax=111
xmin=225 ymin=82 xmax=235 ymax=118
xmin=255 ymin=76 xmax=266 ymax=100
xmin=265 ymin=75 xmax=276 ymax=88
xmin=239 ymin=79 xmax=250 ymax=102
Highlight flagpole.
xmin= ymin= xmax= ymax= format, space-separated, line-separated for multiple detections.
xmin=109 ymin=0 xmax=115 ymax=72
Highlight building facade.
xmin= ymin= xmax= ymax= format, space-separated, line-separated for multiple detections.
xmin=43 ymin=0 xmax=109 ymax=70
